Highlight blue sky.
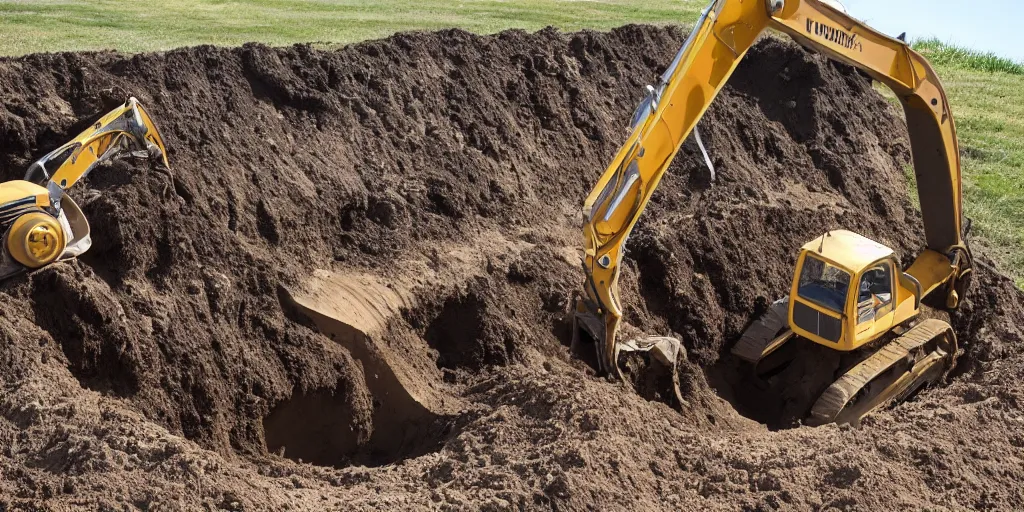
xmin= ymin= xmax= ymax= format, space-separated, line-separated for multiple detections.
xmin=842 ymin=0 xmax=1024 ymax=62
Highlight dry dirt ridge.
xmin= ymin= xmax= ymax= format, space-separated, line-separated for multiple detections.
xmin=0 ymin=25 xmax=1021 ymax=511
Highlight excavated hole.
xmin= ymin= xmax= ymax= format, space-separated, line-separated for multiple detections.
xmin=262 ymin=378 xmax=461 ymax=468
xmin=425 ymin=293 xmax=486 ymax=370
xmin=707 ymin=336 xmax=877 ymax=430
xmin=263 ymin=384 xmax=364 ymax=467
xmin=705 ymin=331 xmax=966 ymax=430
xmin=272 ymin=290 xmax=464 ymax=468
xmin=619 ymin=351 xmax=683 ymax=408
xmin=706 ymin=352 xmax=808 ymax=431
xmin=423 ymin=292 xmax=515 ymax=371
xmin=362 ymin=410 xmax=461 ymax=467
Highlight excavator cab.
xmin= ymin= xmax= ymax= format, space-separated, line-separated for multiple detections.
xmin=729 ymin=230 xmax=960 ymax=425
xmin=788 ymin=230 xmax=920 ymax=352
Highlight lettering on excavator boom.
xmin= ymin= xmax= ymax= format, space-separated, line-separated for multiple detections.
xmin=805 ymin=19 xmax=863 ymax=51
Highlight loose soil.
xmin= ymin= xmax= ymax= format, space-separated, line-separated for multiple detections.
xmin=0 ymin=25 xmax=1021 ymax=511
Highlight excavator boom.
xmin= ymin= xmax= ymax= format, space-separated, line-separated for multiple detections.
xmin=576 ymin=0 xmax=970 ymax=383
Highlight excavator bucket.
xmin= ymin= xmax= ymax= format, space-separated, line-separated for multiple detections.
xmin=572 ymin=303 xmax=686 ymax=407
xmin=616 ymin=336 xmax=687 ymax=407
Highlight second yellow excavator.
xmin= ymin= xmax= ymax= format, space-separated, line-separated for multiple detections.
xmin=573 ymin=0 xmax=972 ymax=425
xmin=0 ymin=97 xmax=168 ymax=281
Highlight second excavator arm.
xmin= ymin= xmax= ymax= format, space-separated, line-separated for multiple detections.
xmin=575 ymin=0 xmax=972 ymax=376
xmin=25 ymin=97 xmax=169 ymax=192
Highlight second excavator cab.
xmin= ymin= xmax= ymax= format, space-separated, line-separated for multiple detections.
xmin=789 ymin=230 xmax=921 ymax=351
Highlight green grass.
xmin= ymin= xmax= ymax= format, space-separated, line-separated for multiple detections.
xmin=0 ymin=1 xmax=1021 ymax=286
xmin=936 ymin=68 xmax=1024 ymax=288
xmin=914 ymin=38 xmax=1024 ymax=75
xmin=0 ymin=0 xmax=700 ymax=56
xmin=905 ymin=40 xmax=1024 ymax=287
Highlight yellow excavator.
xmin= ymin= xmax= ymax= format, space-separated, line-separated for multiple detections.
xmin=573 ymin=0 xmax=972 ymax=425
xmin=0 ymin=97 xmax=168 ymax=280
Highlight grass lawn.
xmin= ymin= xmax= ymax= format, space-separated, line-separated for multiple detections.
xmin=0 ymin=0 xmax=700 ymax=56
xmin=912 ymin=47 xmax=1024 ymax=288
xmin=1 ymin=0 xmax=1021 ymax=285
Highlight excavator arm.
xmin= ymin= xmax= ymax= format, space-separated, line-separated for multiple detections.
xmin=575 ymin=0 xmax=970 ymax=376
xmin=25 ymin=97 xmax=169 ymax=192
xmin=0 ymin=97 xmax=169 ymax=281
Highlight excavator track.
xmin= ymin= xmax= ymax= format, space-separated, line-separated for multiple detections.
xmin=731 ymin=298 xmax=789 ymax=364
xmin=809 ymin=319 xmax=958 ymax=426
xmin=731 ymin=297 xmax=802 ymax=379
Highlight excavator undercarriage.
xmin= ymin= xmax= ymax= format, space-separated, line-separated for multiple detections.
xmin=733 ymin=302 xmax=959 ymax=426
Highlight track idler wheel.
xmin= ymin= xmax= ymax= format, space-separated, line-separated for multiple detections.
xmin=7 ymin=212 xmax=65 ymax=269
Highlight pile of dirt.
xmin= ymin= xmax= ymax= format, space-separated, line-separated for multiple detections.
xmin=0 ymin=24 xmax=1021 ymax=510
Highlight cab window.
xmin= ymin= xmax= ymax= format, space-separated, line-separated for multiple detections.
xmin=857 ymin=263 xmax=893 ymax=323
xmin=797 ymin=254 xmax=851 ymax=313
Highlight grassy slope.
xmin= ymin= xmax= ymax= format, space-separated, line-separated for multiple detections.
xmin=1 ymin=0 xmax=1020 ymax=285
xmin=915 ymin=50 xmax=1024 ymax=288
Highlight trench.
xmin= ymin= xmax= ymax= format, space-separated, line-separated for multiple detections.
xmin=423 ymin=291 xmax=518 ymax=372
xmin=704 ymin=339 xmax=839 ymax=430
xmin=266 ymin=278 xmax=467 ymax=468
xmin=262 ymin=377 xmax=458 ymax=468
xmin=263 ymin=384 xmax=363 ymax=466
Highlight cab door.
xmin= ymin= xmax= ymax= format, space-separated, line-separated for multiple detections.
xmin=854 ymin=259 xmax=897 ymax=343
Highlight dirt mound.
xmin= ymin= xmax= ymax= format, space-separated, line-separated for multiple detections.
xmin=0 ymin=25 xmax=1022 ymax=510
